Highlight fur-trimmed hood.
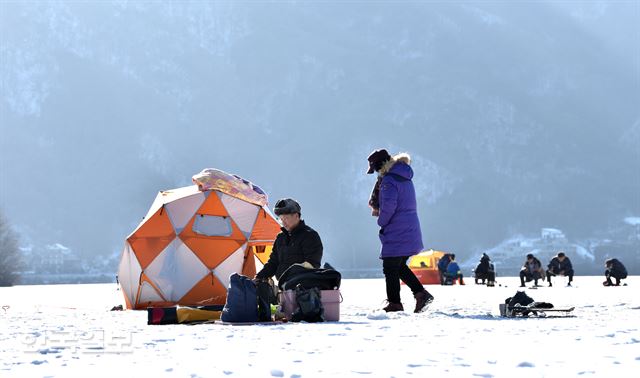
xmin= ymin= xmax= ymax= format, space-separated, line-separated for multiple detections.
xmin=378 ymin=153 xmax=412 ymax=177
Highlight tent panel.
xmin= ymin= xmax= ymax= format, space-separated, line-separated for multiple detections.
xmin=179 ymin=214 xmax=248 ymax=269
xmin=241 ymin=246 xmax=257 ymax=277
xmin=218 ymin=192 xmax=260 ymax=239
xmin=181 ymin=237 xmax=245 ymax=269
xmin=117 ymin=241 xmax=142 ymax=309
xmin=127 ymin=208 xmax=176 ymax=269
xmin=166 ymin=192 xmax=206 ymax=233
xmin=251 ymin=244 xmax=273 ymax=265
xmin=158 ymin=185 xmax=201 ymax=203
xmin=254 ymin=255 xmax=265 ymax=274
xmin=128 ymin=192 xmax=164 ymax=238
xmin=193 ymin=215 xmax=233 ymax=237
xmin=178 ymin=274 xmax=228 ymax=306
xmin=138 ymin=281 xmax=165 ymax=304
xmin=213 ymin=243 xmax=247 ymax=290
xmin=144 ymin=239 xmax=210 ymax=302
xmin=197 ymin=192 xmax=228 ymax=216
xmin=248 ymin=208 xmax=281 ymax=243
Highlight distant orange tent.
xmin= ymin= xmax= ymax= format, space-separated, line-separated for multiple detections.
xmin=408 ymin=249 xmax=447 ymax=285
xmin=117 ymin=169 xmax=281 ymax=310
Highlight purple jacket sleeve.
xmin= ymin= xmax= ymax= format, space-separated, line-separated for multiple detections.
xmin=377 ymin=178 xmax=398 ymax=228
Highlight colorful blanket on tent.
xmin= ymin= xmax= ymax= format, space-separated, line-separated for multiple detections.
xmin=192 ymin=168 xmax=268 ymax=206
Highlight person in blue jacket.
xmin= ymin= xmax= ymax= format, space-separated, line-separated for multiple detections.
xmin=367 ymin=149 xmax=434 ymax=313
xmin=444 ymin=254 xmax=465 ymax=285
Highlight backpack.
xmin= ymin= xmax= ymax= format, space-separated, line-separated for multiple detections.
xmin=221 ymin=273 xmax=258 ymax=323
xmin=290 ymin=285 xmax=324 ymax=323
xmin=279 ymin=264 xmax=342 ymax=291
xmin=505 ymin=291 xmax=534 ymax=308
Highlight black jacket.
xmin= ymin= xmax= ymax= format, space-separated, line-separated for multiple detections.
xmin=255 ymin=220 xmax=323 ymax=281
xmin=606 ymin=258 xmax=627 ymax=277
xmin=547 ymin=256 xmax=573 ymax=273
xmin=475 ymin=255 xmax=494 ymax=274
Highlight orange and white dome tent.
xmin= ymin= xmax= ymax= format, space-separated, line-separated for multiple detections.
xmin=118 ymin=169 xmax=281 ymax=310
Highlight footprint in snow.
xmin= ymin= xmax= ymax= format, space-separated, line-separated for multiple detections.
xmin=270 ymin=369 xmax=284 ymax=377
xmin=517 ymin=362 xmax=535 ymax=368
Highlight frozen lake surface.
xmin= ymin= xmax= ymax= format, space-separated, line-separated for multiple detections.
xmin=1 ymin=276 xmax=638 ymax=377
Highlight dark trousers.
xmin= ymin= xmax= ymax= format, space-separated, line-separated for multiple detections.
xmin=547 ymin=269 xmax=573 ymax=283
xmin=475 ymin=271 xmax=495 ymax=284
xmin=605 ymin=269 xmax=626 ymax=285
xmin=519 ymin=270 xmax=541 ymax=286
xmin=438 ymin=270 xmax=446 ymax=285
xmin=256 ymin=280 xmax=276 ymax=321
xmin=382 ymin=256 xmax=424 ymax=304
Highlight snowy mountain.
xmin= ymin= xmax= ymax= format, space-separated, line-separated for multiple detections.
xmin=1 ymin=2 xmax=638 ymax=277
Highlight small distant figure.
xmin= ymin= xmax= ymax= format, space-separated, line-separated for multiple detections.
xmin=444 ymin=254 xmax=465 ymax=285
xmin=603 ymin=258 xmax=628 ymax=286
xmin=437 ymin=253 xmax=453 ymax=285
xmin=546 ymin=252 xmax=574 ymax=287
xmin=520 ymin=253 xmax=544 ymax=287
xmin=474 ymin=253 xmax=496 ymax=287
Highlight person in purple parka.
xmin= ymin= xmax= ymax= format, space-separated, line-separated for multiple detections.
xmin=366 ymin=149 xmax=434 ymax=313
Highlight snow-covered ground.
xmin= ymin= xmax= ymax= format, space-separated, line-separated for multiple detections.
xmin=1 ymin=276 xmax=639 ymax=377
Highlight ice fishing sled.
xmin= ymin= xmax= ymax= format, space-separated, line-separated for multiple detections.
xmin=499 ymin=303 xmax=575 ymax=318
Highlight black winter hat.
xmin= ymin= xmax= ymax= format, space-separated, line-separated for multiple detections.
xmin=274 ymin=198 xmax=301 ymax=216
xmin=366 ymin=149 xmax=392 ymax=174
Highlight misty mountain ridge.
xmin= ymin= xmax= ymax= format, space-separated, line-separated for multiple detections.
xmin=1 ymin=2 xmax=638 ymax=280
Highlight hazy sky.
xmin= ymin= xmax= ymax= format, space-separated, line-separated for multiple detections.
xmin=1 ymin=1 xmax=638 ymax=270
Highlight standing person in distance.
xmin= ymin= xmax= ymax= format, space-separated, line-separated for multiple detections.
xmin=366 ymin=149 xmax=434 ymax=313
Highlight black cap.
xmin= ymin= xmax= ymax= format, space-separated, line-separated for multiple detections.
xmin=527 ymin=253 xmax=534 ymax=259
xmin=366 ymin=149 xmax=392 ymax=174
xmin=557 ymin=252 xmax=565 ymax=258
xmin=274 ymin=198 xmax=301 ymax=216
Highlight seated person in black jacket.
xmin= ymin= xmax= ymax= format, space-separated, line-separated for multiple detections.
xmin=253 ymin=198 xmax=323 ymax=321
xmin=255 ymin=198 xmax=323 ymax=284
xmin=474 ymin=253 xmax=496 ymax=286
xmin=603 ymin=258 xmax=627 ymax=286
xmin=546 ymin=252 xmax=574 ymax=287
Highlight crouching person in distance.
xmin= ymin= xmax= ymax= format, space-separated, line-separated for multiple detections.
xmin=546 ymin=252 xmax=574 ymax=287
xmin=603 ymin=258 xmax=627 ymax=286
xmin=253 ymin=198 xmax=323 ymax=320
xmin=366 ymin=149 xmax=434 ymax=313
xmin=520 ymin=253 xmax=544 ymax=287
